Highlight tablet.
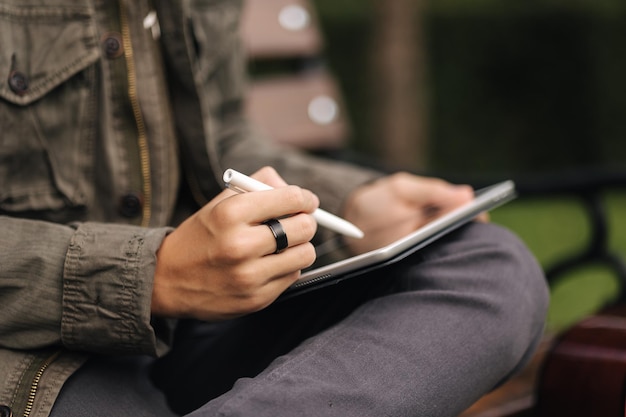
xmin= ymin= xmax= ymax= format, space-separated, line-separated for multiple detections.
xmin=281 ymin=180 xmax=516 ymax=298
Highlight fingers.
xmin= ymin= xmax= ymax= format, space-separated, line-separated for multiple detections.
xmin=243 ymin=186 xmax=320 ymax=223
xmin=223 ymin=242 xmax=317 ymax=314
xmin=390 ymin=173 xmax=474 ymax=208
xmin=209 ymin=182 xmax=319 ymax=267
xmin=261 ymin=242 xmax=316 ymax=282
xmin=224 ymin=167 xmax=320 ymax=221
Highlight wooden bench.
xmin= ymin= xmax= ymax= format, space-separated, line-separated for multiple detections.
xmin=241 ymin=0 xmax=350 ymax=151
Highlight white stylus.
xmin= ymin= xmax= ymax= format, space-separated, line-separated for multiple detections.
xmin=223 ymin=169 xmax=364 ymax=239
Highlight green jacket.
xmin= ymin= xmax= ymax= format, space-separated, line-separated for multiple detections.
xmin=0 ymin=1 xmax=378 ymax=415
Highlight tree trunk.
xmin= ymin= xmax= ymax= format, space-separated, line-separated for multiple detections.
xmin=369 ymin=0 xmax=429 ymax=171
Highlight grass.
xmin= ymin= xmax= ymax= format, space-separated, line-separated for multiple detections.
xmin=489 ymin=191 xmax=626 ymax=332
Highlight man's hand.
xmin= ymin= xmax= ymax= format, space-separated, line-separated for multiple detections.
xmin=151 ymin=167 xmax=319 ymax=322
xmin=341 ymin=172 xmax=479 ymax=254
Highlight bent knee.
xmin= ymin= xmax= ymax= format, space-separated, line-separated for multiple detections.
xmin=465 ymin=222 xmax=550 ymax=362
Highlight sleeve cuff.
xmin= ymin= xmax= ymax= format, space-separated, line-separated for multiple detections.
xmin=61 ymin=222 xmax=173 ymax=356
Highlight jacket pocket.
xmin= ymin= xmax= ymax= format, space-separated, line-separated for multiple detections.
xmin=0 ymin=3 xmax=100 ymax=212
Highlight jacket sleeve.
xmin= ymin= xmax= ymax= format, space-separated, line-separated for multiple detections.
xmin=219 ymin=126 xmax=383 ymax=219
xmin=183 ymin=1 xmax=384 ymax=218
xmin=0 ymin=216 xmax=173 ymax=356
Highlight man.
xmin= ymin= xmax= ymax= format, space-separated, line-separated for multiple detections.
xmin=0 ymin=1 xmax=549 ymax=416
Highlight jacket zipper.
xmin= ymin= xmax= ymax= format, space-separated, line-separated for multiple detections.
xmin=119 ymin=1 xmax=153 ymax=227
xmin=11 ymin=350 xmax=62 ymax=417
xmin=23 ymin=351 xmax=62 ymax=417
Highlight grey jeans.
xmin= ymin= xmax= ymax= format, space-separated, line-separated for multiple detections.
xmin=50 ymin=223 xmax=549 ymax=417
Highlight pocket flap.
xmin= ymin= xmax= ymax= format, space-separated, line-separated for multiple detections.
xmin=0 ymin=4 xmax=99 ymax=106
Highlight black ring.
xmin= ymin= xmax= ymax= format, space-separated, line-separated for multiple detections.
xmin=263 ymin=218 xmax=289 ymax=254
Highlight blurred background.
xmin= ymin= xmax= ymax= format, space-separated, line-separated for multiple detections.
xmin=313 ymin=0 xmax=626 ymax=174
xmin=247 ymin=0 xmax=626 ymax=330
xmin=309 ymin=0 xmax=626 ymax=332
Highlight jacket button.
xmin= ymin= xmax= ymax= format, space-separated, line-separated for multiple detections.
xmin=0 ymin=405 xmax=12 ymax=417
xmin=119 ymin=193 xmax=143 ymax=218
xmin=102 ymin=32 xmax=123 ymax=59
xmin=8 ymin=71 xmax=28 ymax=95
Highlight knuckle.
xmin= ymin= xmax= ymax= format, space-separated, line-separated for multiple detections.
xmin=300 ymin=243 xmax=317 ymax=267
xmin=219 ymin=234 xmax=254 ymax=263
xmin=229 ymin=264 xmax=258 ymax=289
xmin=257 ymin=166 xmax=278 ymax=177
xmin=211 ymin=200 xmax=239 ymax=225
xmin=391 ymin=171 xmax=412 ymax=183
xmin=298 ymin=214 xmax=318 ymax=239
xmin=282 ymin=185 xmax=307 ymax=208
xmin=459 ymin=184 xmax=475 ymax=198
xmin=388 ymin=172 xmax=413 ymax=190
xmin=289 ymin=242 xmax=317 ymax=269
